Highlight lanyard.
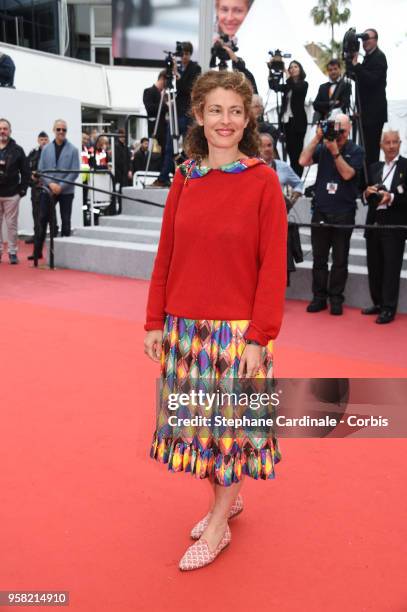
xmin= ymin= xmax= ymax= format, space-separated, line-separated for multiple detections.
xmin=382 ymin=161 xmax=397 ymax=184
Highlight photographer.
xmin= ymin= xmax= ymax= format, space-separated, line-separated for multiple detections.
xmin=362 ymin=129 xmax=407 ymax=324
xmin=152 ymin=42 xmax=201 ymax=188
xmin=299 ymin=114 xmax=364 ymax=315
xmin=143 ymin=70 xmax=168 ymax=153
xmin=351 ymin=28 xmax=387 ymax=166
xmin=313 ymin=59 xmax=351 ymax=121
xmin=280 ymin=60 xmax=309 ymax=178
xmin=0 ymin=118 xmax=29 ymax=265
xmin=210 ymin=36 xmax=258 ymax=93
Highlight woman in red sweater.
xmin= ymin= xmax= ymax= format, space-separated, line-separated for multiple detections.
xmin=144 ymin=70 xmax=287 ymax=570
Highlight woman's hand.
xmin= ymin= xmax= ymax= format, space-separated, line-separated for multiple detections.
xmin=144 ymin=330 xmax=163 ymax=362
xmin=238 ymin=344 xmax=263 ymax=378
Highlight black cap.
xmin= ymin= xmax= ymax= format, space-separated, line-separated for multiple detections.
xmin=38 ymin=131 xmax=48 ymax=138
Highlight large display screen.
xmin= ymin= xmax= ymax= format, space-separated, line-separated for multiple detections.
xmin=112 ymin=0 xmax=254 ymax=62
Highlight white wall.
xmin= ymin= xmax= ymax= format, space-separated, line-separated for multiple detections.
xmin=1 ymin=87 xmax=82 ymax=235
xmin=0 ymin=42 xmax=158 ymax=113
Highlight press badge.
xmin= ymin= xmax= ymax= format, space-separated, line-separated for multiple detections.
xmin=327 ymin=182 xmax=338 ymax=195
xmin=397 ymin=184 xmax=404 ymax=194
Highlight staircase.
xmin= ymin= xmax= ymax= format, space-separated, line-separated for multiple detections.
xmin=52 ymin=187 xmax=166 ymax=279
xmin=286 ymin=200 xmax=407 ymax=312
xmin=52 ymin=192 xmax=407 ymax=312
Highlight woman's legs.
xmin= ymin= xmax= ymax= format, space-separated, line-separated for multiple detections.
xmin=200 ymin=478 xmax=244 ymax=551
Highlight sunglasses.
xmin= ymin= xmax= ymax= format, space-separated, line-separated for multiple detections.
xmin=56 ymin=128 xmax=67 ymax=132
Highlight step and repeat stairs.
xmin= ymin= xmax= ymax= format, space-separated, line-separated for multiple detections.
xmin=286 ymin=199 xmax=407 ymax=312
xmin=52 ymin=192 xmax=407 ymax=312
xmin=53 ymin=187 xmax=166 ymax=280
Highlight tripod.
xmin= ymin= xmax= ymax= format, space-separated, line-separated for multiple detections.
xmin=264 ymin=77 xmax=288 ymax=162
xmin=144 ymin=69 xmax=179 ymax=184
xmin=345 ymin=66 xmax=369 ymax=184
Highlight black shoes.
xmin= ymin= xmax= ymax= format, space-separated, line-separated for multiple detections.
xmin=24 ymin=237 xmax=35 ymax=244
xmin=306 ymin=299 xmax=343 ymax=315
xmin=376 ymin=310 xmax=395 ymax=325
xmin=362 ymin=306 xmax=395 ymax=323
xmin=330 ymin=303 xmax=343 ymax=316
xmin=306 ymin=300 xmax=327 ymax=313
xmin=27 ymin=253 xmax=43 ymax=261
xmin=9 ymin=253 xmax=18 ymax=264
xmin=361 ymin=305 xmax=381 ymax=315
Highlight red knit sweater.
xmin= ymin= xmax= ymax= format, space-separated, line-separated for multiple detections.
xmin=144 ymin=161 xmax=288 ymax=345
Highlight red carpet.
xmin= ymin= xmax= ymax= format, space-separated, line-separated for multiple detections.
xmin=0 ymin=242 xmax=406 ymax=611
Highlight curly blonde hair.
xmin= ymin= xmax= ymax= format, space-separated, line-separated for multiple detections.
xmin=184 ymin=70 xmax=260 ymax=159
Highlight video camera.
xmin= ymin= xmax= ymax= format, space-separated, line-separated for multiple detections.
xmin=342 ymin=28 xmax=370 ymax=73
xmin=267 ymin=49 xmax=291 ymax=92
xmin=163 ymin=42 xmax=184 ymax=85
xmin=210 ymin=34 xmax=238 ymax=70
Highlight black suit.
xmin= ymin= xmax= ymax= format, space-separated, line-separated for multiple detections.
xmin=313 ymin=78 xmax=351 ymax=120
xmin=175 ymin=60 xmax=202 ymax=117
xmin=114 ymin=140 xmax=131 ymax=186
xmin=353 ymin=47 xmax=388 ymax=166
xmin=132 ymin=149 xmax=161 ymax=173
xmin=143 ymin=84 xmax=168 ymax=152
xmin=280 ymin=78 xmax=308 ymax=177
xmin=364 ymin=156 xmax=407 ymax=313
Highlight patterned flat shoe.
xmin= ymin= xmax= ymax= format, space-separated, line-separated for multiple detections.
xmin=179 ymin=525 xmax=231 ymax=571
xmin=190 ymin=494 xmax=243 ymax=540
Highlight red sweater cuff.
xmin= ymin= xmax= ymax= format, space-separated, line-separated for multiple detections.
xmin=144 ymin=320 xmax=165 ymax=332
xmin=244 ymin=324 xmax=270 ymax=346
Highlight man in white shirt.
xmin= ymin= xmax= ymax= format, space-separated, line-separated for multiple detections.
xmin=362 ymin=129 xmax=407 ymax=323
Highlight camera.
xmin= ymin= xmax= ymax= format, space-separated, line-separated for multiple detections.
xmin=210 ymin=34 xmax=238 ymax=70
xmin=342 ymin=28 xmax=370 ymax=72
xmin=174 ymin=41 xmax=184 ymax=58
xmin=367 ymin=184 xmax=388 ymax=206
xmin=163 ymin=43 xmax=184 ymax=85
xmin=267 ymin=49 xmax=291 ymax=92
xmin=319 ymin=119 xmax=341 ymax=142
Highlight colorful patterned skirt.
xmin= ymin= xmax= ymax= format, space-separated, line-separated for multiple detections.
xmin=150 ymin=314 xmax=282 ymax=486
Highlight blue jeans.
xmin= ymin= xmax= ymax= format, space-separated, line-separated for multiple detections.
xmin=158 ymin=114 xmax=190 ymax=182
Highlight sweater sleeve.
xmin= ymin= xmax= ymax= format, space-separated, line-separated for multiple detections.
xmin=244 ymin=170 xmax=288 ymax=345
xmin=144 ymin=170 xmax=184 ymax=331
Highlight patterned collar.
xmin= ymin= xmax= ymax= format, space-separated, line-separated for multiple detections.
xmin=179 ymin=157 xmax=265 ymax=180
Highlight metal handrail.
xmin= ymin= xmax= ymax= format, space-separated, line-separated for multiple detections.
xmin=36 ymin=171 xmax=407 ymax=230
xmin=37 ymin=171 xmax=166 ymax=209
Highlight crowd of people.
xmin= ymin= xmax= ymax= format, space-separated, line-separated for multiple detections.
xmin=0 ymin=25 xmax=405 ymax=324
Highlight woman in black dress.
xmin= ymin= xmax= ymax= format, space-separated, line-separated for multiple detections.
xmin=280 ymin=60 xmax=308 ymax=178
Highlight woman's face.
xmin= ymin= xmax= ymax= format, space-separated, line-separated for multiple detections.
xmin=289 ymin=62 xmax=301 ymax=78
xmin=196 ymin=87 xmax=249 ymax=153
xmin=217 ymin=0 xmax=249 ymax=38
